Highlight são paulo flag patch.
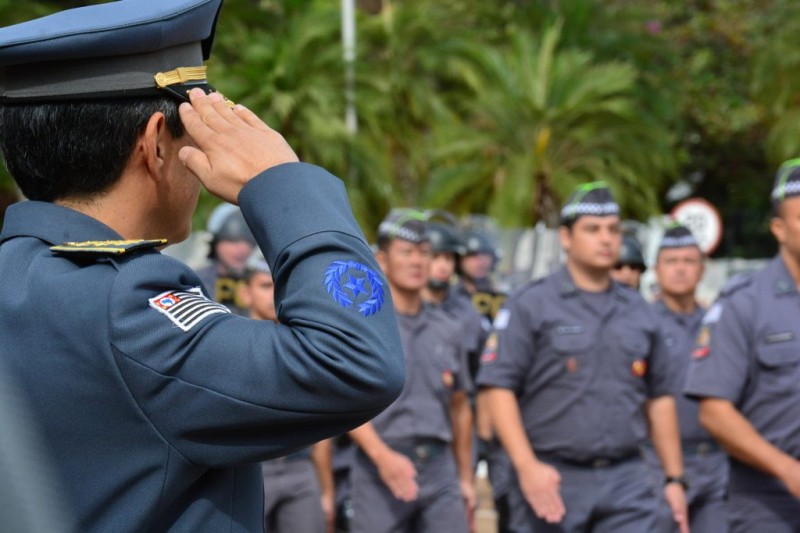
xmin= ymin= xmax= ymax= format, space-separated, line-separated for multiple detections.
xmin=149 ymin=287 xmax=230 ymax=331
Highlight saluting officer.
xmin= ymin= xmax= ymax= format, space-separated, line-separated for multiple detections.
xmin=685 ymin=159 xmax=800 ymax=532
xmin=0 ymin=2 xmax=404 ymax=531
xmin=196 ymin=202 xmax=257 ymax=315
xmin=349 ymin=210 xmax=475 ymax=533
xmin=645 ymin=223 xmax=728 ymax=532
xmin=477 ymin=182 xmax=688 ymax=533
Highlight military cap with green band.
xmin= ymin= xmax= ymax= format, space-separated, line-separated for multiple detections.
xmin=0 ymin=0 xmax=225 ymax=104
xmin=560 ymin=181 xmax=620 ymax=224
xmin=659 ymin=221 xmax=700 ymax=250
xmin=771 ymin=158 xmax=800 ymax=207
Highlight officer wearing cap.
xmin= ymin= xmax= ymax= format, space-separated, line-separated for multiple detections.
xmin=644 ymin=223 xmax=728 ymax=532
xmin=0 ymin=2 xmax=404 ymax=531
xmin=611 ymin=234 xmax=647 ymax=289
xmin=685 ymin=159 xmax=800 ymax=532
xmin=196 ymin=202 xmax=257 ymax=315
xmin=349 ymin=209 xmax=475 ymax=532
xmin=239 ymin=251 xmax=335 ymax=533
xmin=477 ymin=182 xmax=688 ymax=532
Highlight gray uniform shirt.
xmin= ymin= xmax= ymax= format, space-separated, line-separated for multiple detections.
xmin=652 ymin=301 xmax=710 ymax=443
xmin=684 ymin=255 xmax=800 ymax=458
xmin=371 ymin=305 xmax=471 ymax=444
xmin=477 ymin=266 xmax=672 ymax=462
xmin=442 ymin=288 xmax=489 ymax=379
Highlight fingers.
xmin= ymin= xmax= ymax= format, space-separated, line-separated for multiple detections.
xmin=178 ymin=145 xmax=210 ymax=182
xmin=234 ymin=104 xmax=271 ymax=131
xmin=532 ymin=489 xmax=565 ymax=523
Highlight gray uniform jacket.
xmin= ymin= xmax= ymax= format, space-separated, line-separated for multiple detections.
xmin=652 ymin=301 xmax=711 ymax=443
xmin=685 ymin=255 xmax=800 ymax=462
xmin=371 ymin=305 xmax=471 ymax=444
xmin=0 ymin=163 xmax=404 ymax=532
xmin=477 ymin=266 xmax=672 ymax=462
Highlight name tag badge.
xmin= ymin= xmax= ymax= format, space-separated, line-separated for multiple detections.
xmin=764 ymin=332 xmax=795 ymax=344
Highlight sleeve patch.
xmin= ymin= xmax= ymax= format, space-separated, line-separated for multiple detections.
xmin=148 ymin=287 xmax=230 ymax=332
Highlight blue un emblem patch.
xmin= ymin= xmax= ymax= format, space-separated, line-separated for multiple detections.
xmin=324 ymin=260 xmax=385 ymax=317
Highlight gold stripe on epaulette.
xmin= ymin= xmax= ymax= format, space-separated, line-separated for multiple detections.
xmin=154 ymin=66 xmax=208 ymax=88
xmin=50 ymin=239 xmax=168 ymax=256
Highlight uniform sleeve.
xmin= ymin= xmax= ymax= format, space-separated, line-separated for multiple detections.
xmin=475 ymin=293 xmax=534 ymax=393
xmin=684 ymin=297 xmax=752 ymax=404
xmin=645 ymin=314 xmax=674 ymax=398
xmin=108 ymin=163 xmax=405 ymax=467
xmin=454 ymin=330 xmax=474 ymax=395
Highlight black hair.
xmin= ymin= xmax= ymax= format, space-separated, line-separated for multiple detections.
xmin=0 ymin=97 xmax=183 ymax=202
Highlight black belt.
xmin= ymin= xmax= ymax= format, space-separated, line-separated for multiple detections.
xmin=387 ymin=439 xmax=449 ymax=462
xmin=536 ymin=450 xmax=641 ymax=469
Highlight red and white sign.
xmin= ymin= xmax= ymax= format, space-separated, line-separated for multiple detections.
xmin=671 ymin=198 xmax=723 ymax=255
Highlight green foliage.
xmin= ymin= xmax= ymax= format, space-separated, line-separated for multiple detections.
xmin=1 ymin=0 xmax=799 ymax=256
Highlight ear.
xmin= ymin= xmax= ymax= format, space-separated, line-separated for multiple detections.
xmin=375 ymin=249 xmax=389 ymax=274
xmin=140 ymin=112 xmax=170 ymax=182
xmin=558 ymin=226 xmax=571 ymax=252
xmin=771 ymin=216 xmax=786 ymax=245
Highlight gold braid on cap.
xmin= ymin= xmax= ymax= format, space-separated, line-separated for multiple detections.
xmin=154 ymin=66 xmax=208 ymax=88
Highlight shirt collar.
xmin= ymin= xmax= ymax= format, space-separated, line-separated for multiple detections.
xmin=772 ymin=255 xmax=798 ymax=297
xmin=0 ymin=201 xmax=122 ymax=246
xmin=554 ymin=265 xmax=628 ymax=302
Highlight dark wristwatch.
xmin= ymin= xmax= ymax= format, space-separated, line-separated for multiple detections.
xmin=664 ymin=475 xmax=689 ymax=490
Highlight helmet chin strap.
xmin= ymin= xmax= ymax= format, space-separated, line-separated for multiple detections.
xmin=427 ymin=278 xmax=450 ymax=292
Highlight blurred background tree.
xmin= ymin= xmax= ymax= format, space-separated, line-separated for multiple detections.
xmin=0 ymin=0 xmax=798 ymax=255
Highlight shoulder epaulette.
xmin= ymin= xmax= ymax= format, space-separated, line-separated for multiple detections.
xmin=50 ymin=239 xmax=167 ymax=257
xmin=718 ymin=272 xmax=754 ymax=298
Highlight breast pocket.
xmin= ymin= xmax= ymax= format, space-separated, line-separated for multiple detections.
xmin=756 ymin=341 xmax=800 ymax=395
xmin=618 ymin=332 xmax=651 ymax=383
xmin=432 ymin=343 xmax=460 ymax=393
xmin=551 ymin=331 xmax=592 ymax=376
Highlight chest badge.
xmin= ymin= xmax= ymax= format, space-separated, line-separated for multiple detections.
xmin=565 ymin=357 xmax=579 ymax=373
xmin=631 ymin=359 xmax=647 ymax=377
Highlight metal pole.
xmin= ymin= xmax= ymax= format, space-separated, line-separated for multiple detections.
xmin=341 ymin=0 xmax=357 ymax=135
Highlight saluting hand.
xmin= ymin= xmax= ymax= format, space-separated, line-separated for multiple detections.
xmin=376 ymin=449 xmax=419 ymax=502
xmin=178 ymin=88 xmax=299 ymax=204
xmin=518 ymin=460 xmax=565 ymax=523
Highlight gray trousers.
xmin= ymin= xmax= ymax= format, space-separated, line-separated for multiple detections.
xmin=728 ymin=460 xmax=800 ymax=533
xmin=508 ymin=456 xmax=659 ymax=533
xmin=262 ymin=458 xmax=324 ymax=533
xmin=350 ymin=445 xmax=468 ymax=533
xmin=643 ymin=444 xmax=729 ymax=533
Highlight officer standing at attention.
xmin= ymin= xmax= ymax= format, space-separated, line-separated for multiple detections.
xmin=422 ymin=216 xmax=488 ymax=379
xmin=610 ymin=234 xmax=647 ymax=290
xmin=646 ymin=223 xmax=728 ymax=532
xmin=685 ymin=158 xmax=800 ymax=532
xmin=0 ymin=2 xmax=404 ymax=532
xmin=349 ymin=210 xmax=475 ymax=532
xmin=477 ymin=182 xmax=688 ymax=533
xmin=196 ymin=202 xmax=257 ymax=314
xmin=239 ymin=251 xmax=336 ymax=533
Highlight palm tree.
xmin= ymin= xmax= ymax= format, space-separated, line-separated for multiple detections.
xmin=423 ymin=21 xmax=677 ymax=227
